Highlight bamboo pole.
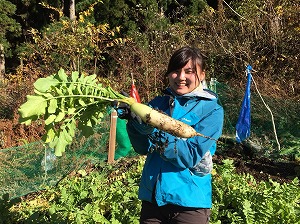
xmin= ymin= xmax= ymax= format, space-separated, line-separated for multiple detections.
xmin=108 ymin=109 xmax=117 ymax=163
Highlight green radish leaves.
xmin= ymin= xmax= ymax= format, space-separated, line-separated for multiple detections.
xmin=34 ymin=76 xmax=59 ymax=92
xmin=19 ymin=68 xmax=128 ymax=156
xmin=19 ymin=95 xmax=48 ymax=118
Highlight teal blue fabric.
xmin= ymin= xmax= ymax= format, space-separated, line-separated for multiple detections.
xmin=127 ymin=88 xmax=224 ymax=208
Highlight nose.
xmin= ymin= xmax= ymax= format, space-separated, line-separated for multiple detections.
xmin=178 ymin=69 xmax=186 ymax=80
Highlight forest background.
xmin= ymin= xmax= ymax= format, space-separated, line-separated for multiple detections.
xmin=0 ymin=0 xmax=299 ymax=170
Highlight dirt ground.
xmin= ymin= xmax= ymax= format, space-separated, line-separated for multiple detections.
xmin=213 ymin=150 xmax=299 ymax=184
xmin=0 ymin=112 xmax=44 ymax=149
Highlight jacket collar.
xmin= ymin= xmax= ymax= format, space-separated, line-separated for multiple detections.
xmin=164 ymin=87 xmax=217 ymax=100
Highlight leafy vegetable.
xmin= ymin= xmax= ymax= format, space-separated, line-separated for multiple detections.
xmin=19 ymin=69 xmax=127 ymax=156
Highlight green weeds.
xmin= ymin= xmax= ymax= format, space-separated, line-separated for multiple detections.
xmin=211 ymin=159 xmax=300 ymax=224
xmin=4 ymin=157 xmax=299 ymax=224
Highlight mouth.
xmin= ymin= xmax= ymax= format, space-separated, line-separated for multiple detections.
xmin=176 ymin=82 xmax=187 ymax=88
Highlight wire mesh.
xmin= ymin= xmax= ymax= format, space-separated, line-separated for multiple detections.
xmin=0 ymin=114 xmax=111 ymax=199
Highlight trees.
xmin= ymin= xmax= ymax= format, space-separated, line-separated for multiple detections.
xmin=19 ymin=1 xmax=127 ymax=77
xmin=0 ymin=0 xmax=21 ymax=74
xmin=69 ymin=0 xmax=76 ymax=20
xmin=0 ymin=44 xmax=4 ymax=78
xmin=0 ymin=0 xmax=298 ymax=89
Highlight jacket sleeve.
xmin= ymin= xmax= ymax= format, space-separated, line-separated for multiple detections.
xmin=126 ymin=119 xmax=154 ymax=155
xmin=150 ymin=103 xmax=224 ymax=169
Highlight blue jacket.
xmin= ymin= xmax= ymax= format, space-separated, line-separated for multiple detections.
xmin=126 ymin=88 xmax=224 ymax=208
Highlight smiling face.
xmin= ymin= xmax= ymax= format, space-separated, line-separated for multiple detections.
xmin=168 ymin=59 xmax=205 ymax=95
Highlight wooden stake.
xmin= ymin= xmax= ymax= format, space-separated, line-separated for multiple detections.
xmin=108 ymin=109 xmax=117 ymax=163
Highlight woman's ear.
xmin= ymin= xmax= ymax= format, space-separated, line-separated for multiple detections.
xmin=199 ymin=70 xmax=206 ymax=82
xmin=196 ymin=64 xmax=205 ymax=81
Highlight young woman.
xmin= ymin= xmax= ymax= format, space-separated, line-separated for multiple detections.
xmin=116 ymin=46 xmax=224 ymax=224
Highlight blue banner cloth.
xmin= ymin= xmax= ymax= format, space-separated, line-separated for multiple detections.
xmin=236 ymin=65 xmax=252 ymax=142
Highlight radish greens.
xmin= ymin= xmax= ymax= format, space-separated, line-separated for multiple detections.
xmin=19 ymin=69 xmax=127 ymax=156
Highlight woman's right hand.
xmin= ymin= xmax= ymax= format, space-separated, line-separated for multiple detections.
xmin=112 ymin=101 xmax=142 ymax=124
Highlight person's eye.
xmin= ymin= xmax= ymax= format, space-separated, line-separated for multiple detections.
xmin=185 ymin=70 xmax=194 ymax=74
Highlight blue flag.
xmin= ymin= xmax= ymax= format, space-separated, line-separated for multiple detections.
xmin=236 ymin=65 xmax=252 ymax=143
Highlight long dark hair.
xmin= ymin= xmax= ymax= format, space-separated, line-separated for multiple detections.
xmin=165 ymin=46 xmax=206 ymax=76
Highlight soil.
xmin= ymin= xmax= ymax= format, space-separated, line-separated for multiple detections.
xmin=214 ymin=150 xmax=299 ymax=184
xmin=0 ymin=111 xmax=45 ymax=149
xmin=0 ymin=113 xmax=299 ymax=184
